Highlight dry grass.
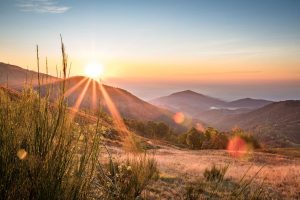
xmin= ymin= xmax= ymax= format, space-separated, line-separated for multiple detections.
xmin=111 ymin=144 xmax=300 ymax=199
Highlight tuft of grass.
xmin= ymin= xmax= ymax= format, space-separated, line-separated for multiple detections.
xmin=0 ymin=39 xmax=103 ymax=200
xmin=203 ymin=164 xmax=228 ymax=183
xmin=181 ymin=165 xmax=266 ymax=200
xmin=94 ymin=154 xmax=159 ymax=199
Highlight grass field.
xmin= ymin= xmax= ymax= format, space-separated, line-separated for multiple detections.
xmin=111 ymin=143 xmax=300 ymax=199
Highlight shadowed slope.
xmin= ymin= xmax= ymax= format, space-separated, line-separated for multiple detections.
xmin=216 ymin=101 xmax=300 ymax=147
xmin=38 ymin=76 xmax=180 ymax=129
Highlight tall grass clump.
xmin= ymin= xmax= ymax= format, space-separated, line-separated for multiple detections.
xmin=203 ymin=164 xmax=228 ymax=182
xmin=94 ymin=154 xmax=159 ymax=199
xmin=0 ymin=39 xmax=102 ymax=199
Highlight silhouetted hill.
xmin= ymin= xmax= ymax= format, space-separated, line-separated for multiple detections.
xmin=226 ymin=98 xmax=273 ymax=109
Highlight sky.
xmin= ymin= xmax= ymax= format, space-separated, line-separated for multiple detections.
xmin=0 ymin=0 xmax=300 ymax=100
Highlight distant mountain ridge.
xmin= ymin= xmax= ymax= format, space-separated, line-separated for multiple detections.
xmin=150 ymin=90 xmax=226 ymax=117
xmin=150 ymin=90 xmax=273 ymax=118
xmin=216 ymin=100 xmax=300 ymax=147
xmin=151 ymin=90 xmax=300 ymax=147
xmin=226 ymin=98 xmax=273 ymax=109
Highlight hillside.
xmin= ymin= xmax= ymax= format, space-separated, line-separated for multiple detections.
xmin=151 ymin=90 xmax=273 ymax=126
xmin=0 ymin=63 xmax=186 ymax=131
xmin=0 ymin=62 xmax=58 ymax=88
xmin=150 ymin=90 xmax=226 ymax=117
xmin=40 ymin=76 xmax=177 ymax=125
xmin=215 ymin=101 xmax=300 ymax=147
xmin=226 ymin=98 xmax=273 ymax=109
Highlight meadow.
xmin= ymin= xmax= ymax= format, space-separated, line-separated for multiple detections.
xmin=1 ymin=41 xmax=299 ymax=200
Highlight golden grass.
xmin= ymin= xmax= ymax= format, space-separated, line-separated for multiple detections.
xmin=111 ymin=145 xmax=300 ymax=199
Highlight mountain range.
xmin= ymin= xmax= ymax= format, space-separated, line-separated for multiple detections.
xmin=1 ymin=62 xmax=299 ymax=147
xmin=151 ymin=90 xmax=300 ymax=147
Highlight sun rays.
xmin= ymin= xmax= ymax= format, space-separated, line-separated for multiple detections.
xmin=62 ymin=77 xmax=129 ymax=135
xmin=98 ymin=83 xmax=128 ymax=134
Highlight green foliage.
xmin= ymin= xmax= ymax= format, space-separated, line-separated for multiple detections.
xmin=186 ymin=127 xmax=206 ymax=149
xmin=0 ymin=88 xmax=102 ymax=200
xmin=95 ymin=155 xmax=159 ymax=199
xmin=180 ymin=127 xmax=228 ymax=150
xmin=203 ymin=127 xmax=228 ymax=149
xmin=231 ymin=128 xmax=260 ymax=149
xmin=125 ymin=119 xmax=173 ymax=140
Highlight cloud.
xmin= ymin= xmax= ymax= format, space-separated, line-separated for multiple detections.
xmin=16 ymin=0 xmax=70 ymax=14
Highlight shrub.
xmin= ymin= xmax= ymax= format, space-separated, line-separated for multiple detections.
xmin=0 ymin=40 xmax=104 ymax=200
xmin=183 ymin=183 xmax=204 ymax=200
xmin=186 ymin=127 xmax=205 ymax=149
xmin=231 ymin=128 xmax=260 ymax=149
xmin=203 ymin=164 xmax=228 ymax=182
xmin=95 ymin=155 xmax=159 ymax=199
xmin=0 ymin=87 xmax=102 ymax=200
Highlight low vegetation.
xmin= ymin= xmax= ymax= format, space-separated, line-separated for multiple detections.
xmin=183 ymin=164 xmax=266 ymax=200
xmin=1 ymin=41 xmax=297 ymax=200
xmin=0 ymin=42 xmax=159 ymax=200
xmin=94 ymin=155 xmax=159 ymax=199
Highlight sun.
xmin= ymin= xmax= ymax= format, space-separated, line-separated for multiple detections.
xmin=84 ymin=62 xmax=104 ymax=80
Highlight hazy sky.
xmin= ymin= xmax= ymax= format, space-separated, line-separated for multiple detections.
xmin=0 ymin=0 xmax=300 ymax=100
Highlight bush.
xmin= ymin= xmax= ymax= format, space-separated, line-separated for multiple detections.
xmin=231 ymin=128 xmax=260 ymax=149
xmin=0 ymin=40 xmax=104 ymax=200
xmin=182 ymin=165 xmax=265 ymax=199
xmin=203 ymin=164 xmax=228 ymax=182
xmin=0 ymin=88 xmax=102 ymax=200
xmin=95 ymin=155 xmax=159 ymax=199
xmin=186 ymin=128 xmax=205 ymax=149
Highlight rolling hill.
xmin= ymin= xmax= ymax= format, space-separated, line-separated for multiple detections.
xmin=226 ymin=98 xmax=273 ymax=109
xmin=0 ymin=62 xmax=186 ymax=131
xmin=0 ymin=62 xmax=59 ymax=88
xmin=150 ymin=90 xmax=273 ymax=124
xmin=150 ymin=90 xmax=226 ymax=117
xmin=39 ymin=76 xmax=176 ymax=124
xmin=215 ymin=101 xmax=300 ymax=147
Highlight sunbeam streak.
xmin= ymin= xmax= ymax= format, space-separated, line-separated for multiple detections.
xmin=92 ymin=79 xmax=97 ymax=111
xmin=98 ymin=83 xmax=128 ymax=135
xmin=69 ymin=78 xmax=91 ymax=120
xmin=64 ymin=77 xmax=88 ymax=97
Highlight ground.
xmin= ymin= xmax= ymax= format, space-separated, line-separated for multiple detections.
xmin=110 ymin=142 xmax=300 ymax=199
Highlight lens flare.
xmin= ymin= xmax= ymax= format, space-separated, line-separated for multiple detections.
xmin=173 ymin=112 xmax=185 ymax=124
xmin=227 ymin=136 xmax=250 ymax=158
xmin=17 ymin=149 xmax=27 ymax=160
